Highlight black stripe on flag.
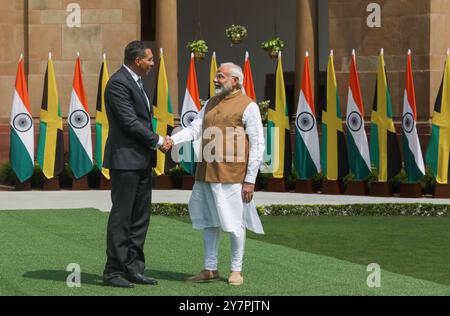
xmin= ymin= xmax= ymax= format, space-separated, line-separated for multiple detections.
xmin=41 ymin=66 xmax=49 ymax=111
xmin=372 ymin=79 xmax=378 ymax=112
xmin=337 ymin=131 xmax=349 ymax=180
xmin=96 ymin=63 xmax=105 ymax=112
xmin=54 ymin=129 xmax=65 ymax=177
xmin=387 ymin=131 xmax=402 ymax=181
xmin=283 ymin=128 xmax=292 ymax=179
xmin=434 ymin=74 xmax=444 ymax=114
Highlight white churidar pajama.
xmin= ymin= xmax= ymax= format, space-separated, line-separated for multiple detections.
xmin=171 ymin=96 xmax=265 ymax=271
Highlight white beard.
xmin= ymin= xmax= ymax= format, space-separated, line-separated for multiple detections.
xmin=214 ymin=83 xmax=233 ymax=97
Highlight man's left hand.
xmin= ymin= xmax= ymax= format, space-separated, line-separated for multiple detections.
xmin=242 ymin=182 xmax=255 ymax=204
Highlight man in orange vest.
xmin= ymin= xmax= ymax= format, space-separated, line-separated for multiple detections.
xmin=166 ymin=63 xmax=265 ymax=285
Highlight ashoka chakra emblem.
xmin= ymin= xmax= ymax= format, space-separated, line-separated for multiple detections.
xmin=13 ymin=113 xmax=33 ymax=133
xmin=347 ymin=111 xmax=363 ymax=132
xmin=296 ymin=112 xmax=315 ymax=132
xmin=69 ymin=110 xmax=90 ymax=129
xmin=181 ymin=110 xmax=198 ymax=128
xmin=402 ymin=112 xmax=414 ymax=134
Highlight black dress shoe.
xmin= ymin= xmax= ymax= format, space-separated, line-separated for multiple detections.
xmin=126 ymin=273 xmax=158 ymax=285
xmin=103 ymin=275 xmax=134 ymax=288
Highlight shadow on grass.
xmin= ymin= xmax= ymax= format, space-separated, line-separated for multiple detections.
xmin=22 ymin=270 xmax=104 ymax=287
xmin=22 ymin=269 xmax=193 ymax=286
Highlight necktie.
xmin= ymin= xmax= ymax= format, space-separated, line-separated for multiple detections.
xmin=137 ymin=78 xmax=150 ymax=111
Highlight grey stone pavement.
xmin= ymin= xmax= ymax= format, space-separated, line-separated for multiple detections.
xmin=0 ymin=190 xmax=449 ymax=212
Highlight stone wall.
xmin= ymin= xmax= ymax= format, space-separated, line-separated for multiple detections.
xmin=430 ymin=0 xmax=450 ymax=117
xmin=0 ymin=0 xmax=26 ymax=162
xmin=329 ymin=0 xmax=432 ymax=123
xmin=0 ymin=0 xmax=141 ymax=162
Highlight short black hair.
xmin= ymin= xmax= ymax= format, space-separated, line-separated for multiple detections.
xmin=124 ymin=40 xmax=148 ymax=65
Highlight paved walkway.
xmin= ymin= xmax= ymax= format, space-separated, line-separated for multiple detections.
xmin=0 ymin=190 xmax=449 ymax=212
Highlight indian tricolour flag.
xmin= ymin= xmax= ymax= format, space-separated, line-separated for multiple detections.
xmin=346 ymin=49 xmax=371 ymax=181
xmin=294 ymin=51 xmax=321 ymax=179
xmin=242 ymin=51 xmax=256 ymax=102
xmin=179 ymin=53 xmax=201 ymax=175
xmin=68 ymin=54 xmax=93 ymax=179
xmin=10 ymin=55 xmax=34 ymax=183
xmin=402 ymin=50 xmax=425 ymax=183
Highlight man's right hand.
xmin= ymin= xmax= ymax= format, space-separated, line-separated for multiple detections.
xmin=159 ymin=136 xmax=173 ymax=153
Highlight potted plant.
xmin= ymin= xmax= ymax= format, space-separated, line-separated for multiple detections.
xmin=187 ymin=40 xmax=209 ymax=60
xmin=152 ymin=169 xmax=175 ymax=190
xmin=258 ymin=100 xmax=270 ymax=126
xmin=168 ymin=164 xmax=183 ymax=189
xmin=225 ymin=24 xmax=248 ymax=44
xmin=368 ymin=167 xmax=392 ymax=197
xmin=261 ymin=37 xmax=285 ymax=59
xmin=344 ymin=172 xmax=370 ymax=196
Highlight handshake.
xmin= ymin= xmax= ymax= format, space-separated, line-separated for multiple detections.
xmin=159 ymin=135 xmax=174 ymax=154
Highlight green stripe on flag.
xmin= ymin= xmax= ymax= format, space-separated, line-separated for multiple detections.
xmin=294 ymin=129 xmax=319 ymax=180
xmin=10 ymin=128 xmax=34 ymax=183
xmin=370 ymin=124 xmax=379 ymax=172
xmin=321 ymin=124 xmax=328 ymax=176
xmin=426 ymin=125 xmax=440 ymax=179
xmin=94 ymin=123 xmax=103 ymax=168
xmin=403 ymin=136 xmax=425 ymax=183
xmin=347 ymin=132 xmax=370 ymax=181
xmin=69 ymin=127 xmax=93 ymax=179
xmin=37 ymin=122 xmax=47 ymax=169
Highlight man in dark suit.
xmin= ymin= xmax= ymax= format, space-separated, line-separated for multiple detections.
xmin=102 ymin=41 xmax=169 ymax=288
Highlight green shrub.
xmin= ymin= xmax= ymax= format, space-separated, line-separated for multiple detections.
xmin=31 ymin=165 xmax=45 ymax=188
xmin=389 ymin=168 xmax=408 ymax=194
xmin=149 ymin=203 xmax=450 ymax=217
xmin=286 ymin=170 xmax=297 ymax=191
xmin=420 ymin=166 xmax=436 ymax=195
xmin=186 ymin=40 xmax=208 ymax=54
xmin=256 ymin=171 xmax=271 ymax=190
xmin=367 ymin=167 xmax=379 ymax=186
xmin=168 ymin=164 xmax=184 ymax=189
xmin=313 ymin=172 xmax=325 ymax=192
xmin=87 ymin=165 xmax=101 ymax=189
xmin=261 ymin=37 xmax=285 ymax=53
xmin=0 ymin=161 xmax=15 ymax=185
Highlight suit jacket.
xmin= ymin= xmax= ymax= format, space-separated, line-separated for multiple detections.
xmin=103 ymin=66 xmax=159 ymax=170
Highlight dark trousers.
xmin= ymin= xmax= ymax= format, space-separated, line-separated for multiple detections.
xmin=103 ymin=169 xmax=153 ymax=279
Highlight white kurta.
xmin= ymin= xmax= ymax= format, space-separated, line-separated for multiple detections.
xmin=171 ymin=94 xmax=265 ymax=236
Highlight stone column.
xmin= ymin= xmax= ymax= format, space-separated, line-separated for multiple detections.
xmin=295 ymin=0 xmax=318 ymax=107
xmin=155 ymin=0 xmax=179 ymax=119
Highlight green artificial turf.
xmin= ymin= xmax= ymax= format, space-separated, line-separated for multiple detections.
xmin=0 ymin=209 xmax=449 ymax=296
